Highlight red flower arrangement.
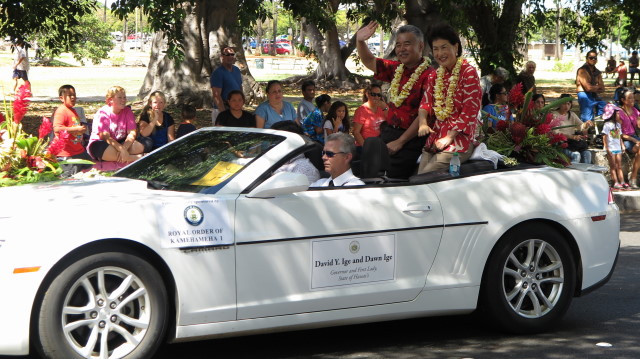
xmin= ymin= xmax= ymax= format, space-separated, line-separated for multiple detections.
xmin=0 ymin=85 xmax=66 ymax=185
xmin=12 ymin=85 xmax=31 ymax=124
xmin=47 ymin=131 xmax=69 ymax=157
xmin=508 ymin=83 xmax=525 ymax=109
xmin=38 ymin=116 xmax=53 ymax=140
xmin=482 ymin=84 xmax=572 ymax=167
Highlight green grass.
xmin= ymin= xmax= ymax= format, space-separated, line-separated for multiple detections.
xmin=536 ymin=78 xmax=575 ymax=85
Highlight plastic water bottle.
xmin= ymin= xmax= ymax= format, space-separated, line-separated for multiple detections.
xmin=449 ymin=153 xmax=460 ymax=177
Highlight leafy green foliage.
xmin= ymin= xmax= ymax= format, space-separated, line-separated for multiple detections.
xmin=0 ymin=0 xmax=97 ymax=54
xmin=551 ymin=61 xmax=574 ymax=72
xmin=36 ymin=13 xmax=114 ymax=65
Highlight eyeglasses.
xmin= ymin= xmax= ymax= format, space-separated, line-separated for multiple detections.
xmin=223 ymin=53 xmax=236 ymax=57
xmin=588 ymin=56 xmax=597 ymax=60
xmin=369 ymin=92 xmax=382 ymax=97
xmin=322 ymin=150 xmax=347 ymax=158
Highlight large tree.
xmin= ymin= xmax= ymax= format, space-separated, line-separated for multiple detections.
xmin=112 ymin=0 xmax=266 ymax=107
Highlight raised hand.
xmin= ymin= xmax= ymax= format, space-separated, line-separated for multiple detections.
xmin=356 ymin=21 xmax=378 ymax=42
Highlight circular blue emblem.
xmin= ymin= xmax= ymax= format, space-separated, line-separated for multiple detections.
xmin=184 ymin=205 xmax=204 ymax=226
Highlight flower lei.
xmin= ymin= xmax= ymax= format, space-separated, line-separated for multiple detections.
xmin=433 ymin=57 xmax=464 ymax=121
xmin=388 ymin=57 xmax=431 ymax=107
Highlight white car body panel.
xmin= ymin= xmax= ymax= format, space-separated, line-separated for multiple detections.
xmin=235 ymin=185 xmax=443 ymax=318
xmin=0 ymin=128 xmax=619 ymax=355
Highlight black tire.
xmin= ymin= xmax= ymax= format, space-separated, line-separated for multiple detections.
xmin=36 ymin=252 xmax=168 ymax=359
xmin=480 ymin=223 xmax=576 ymax=333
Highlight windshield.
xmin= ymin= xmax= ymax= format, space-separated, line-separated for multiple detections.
xmin=116 ymin=130 xmax=285 ymax=193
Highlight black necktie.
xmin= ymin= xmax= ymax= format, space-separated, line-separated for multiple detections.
xmin=328 ymin=180 xmax=335 ymax=187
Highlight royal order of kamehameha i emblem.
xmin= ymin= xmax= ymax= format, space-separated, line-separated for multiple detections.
xmin=184 ymin=205 xmax=204 ymax=226
xmin=349 ymin=241 xmax=360 ymax=254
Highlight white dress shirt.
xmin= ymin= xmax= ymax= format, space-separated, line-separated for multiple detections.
xmin=310 ymin=168 xmax=364 ymax=187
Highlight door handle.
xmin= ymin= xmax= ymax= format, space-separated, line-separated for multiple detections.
xmin=402 ymin=203 xmax=432 ymax=213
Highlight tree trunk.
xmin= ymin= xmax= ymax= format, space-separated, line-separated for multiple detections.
xmin=461 ymin=0 xmax=525 ymax=78
xmin=306 ymin=21 xmax=350 ymax=83
xmin=555 ymin=0 xmax=562 ymax=60
xmin=255 ymin=18 xmax=263 ymax=56
xmin=270 ymin=0 xmax=277 ymax=56
xmin=403 ymin=0 xmax=441 ymax=56
xmin=304 ymin=0 xmax=351 ymax=83
xmin=298 ymin=18 xmax=306 ymax=57
xmin=139 ymin=0 xmax=263 ymax=108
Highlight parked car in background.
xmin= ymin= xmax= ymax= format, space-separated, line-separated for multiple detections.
xmin=0 ymin=127 xmax=620 ymax=358
xmin=125 ymin=38 xmax=143 ymax=50
xmin=262 ymin=42 xmax=292 ymax=55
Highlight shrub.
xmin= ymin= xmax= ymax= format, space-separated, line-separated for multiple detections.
xmin=552 ymin=61 xmax=574 ymax=72
xmin=111 ymin=55 xmax=125 ymax=67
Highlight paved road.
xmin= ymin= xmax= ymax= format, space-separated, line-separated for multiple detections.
xmin=4 ymin=213 xmax=640 ymax=359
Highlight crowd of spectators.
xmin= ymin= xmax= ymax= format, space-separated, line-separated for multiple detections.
xmin=45 ymin=26 xmax=640 ymax=190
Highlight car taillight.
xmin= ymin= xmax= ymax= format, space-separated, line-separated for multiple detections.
xmin=608 ymin=188 xmax=615 ymax=205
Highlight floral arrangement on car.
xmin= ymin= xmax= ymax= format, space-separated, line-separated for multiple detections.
xmin=480 ymin=83 xmax=573 ymax=168
xmin=0 ymin=84 xmax=91 ymax=186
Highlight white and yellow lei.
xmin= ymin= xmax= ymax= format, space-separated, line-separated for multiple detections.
xmin=388 ymin=57 xmax=431 ymax=107
xmin=433 ymin=57 xmax=464 ymax=121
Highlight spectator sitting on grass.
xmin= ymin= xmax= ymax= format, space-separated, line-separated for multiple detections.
xmin=87 ymin=86 xmax=145 ymax=163
xmin=52 ymin=84 xmax=93 ymax=177
xmin=302 ymin=94 xmax=332 ymax=144
xmin=296 ymin=80 xmax=316 ymax=126
xmin=215 ymin=90 xmax=256 ymax=128
xmin=137 ymin=90 xmax=176 ymax=152
xmin=176 ymin=104 xmax=197 ymax=138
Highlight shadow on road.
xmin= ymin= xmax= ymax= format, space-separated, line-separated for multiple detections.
xmin=621 ymin=212 xmax=640 ymax=232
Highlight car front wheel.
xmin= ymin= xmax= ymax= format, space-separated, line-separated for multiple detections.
xmin=36 ymin=252 xmax=168 ymax=359
xmin=481 ymin=223 xmax=576 ymax=333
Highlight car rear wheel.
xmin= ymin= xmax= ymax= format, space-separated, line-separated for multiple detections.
xmin=481 ymin=223 xmax=576 ymax=333
xmin=37 ymin=252 xmax=168 ymax=359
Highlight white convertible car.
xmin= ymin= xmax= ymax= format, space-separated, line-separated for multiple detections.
xmin=0 ymin=128 xmax=619 ymax=358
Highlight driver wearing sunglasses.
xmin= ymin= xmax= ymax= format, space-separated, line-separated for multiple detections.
xmin=310 ymin=133 xmax=364 ymax=187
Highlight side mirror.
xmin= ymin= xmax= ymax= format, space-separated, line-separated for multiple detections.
xmin=246 ymin=172 xmax=309 ymax=198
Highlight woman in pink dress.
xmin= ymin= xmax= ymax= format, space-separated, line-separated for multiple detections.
xmin=352 ymin=84 xmax=388 ymax=147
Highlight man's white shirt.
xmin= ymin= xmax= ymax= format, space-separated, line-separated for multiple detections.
xmin=310 ymin=168 xmax=364 ymax=187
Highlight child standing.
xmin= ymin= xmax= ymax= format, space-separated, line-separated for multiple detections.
xmin=602 ymin=104 xmax=627 ymax=189
xmin=176 ymin=104 xmax=197 ymax=138
xmin=616 ymin=61 xmax=628 ymax=87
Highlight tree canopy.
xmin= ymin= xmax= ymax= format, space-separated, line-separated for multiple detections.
xmin=0 ymin=0 xmax=97 ymax=53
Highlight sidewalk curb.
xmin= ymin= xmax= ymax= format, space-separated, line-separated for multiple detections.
xmin=614 ymin=191 xmax=640 ymax=213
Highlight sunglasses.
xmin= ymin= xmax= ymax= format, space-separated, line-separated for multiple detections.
xmin=369 ymin=92 xmax=382 ymax=97
xmin=223 ymin=53 xmax=236 ymax=57
xmin=588 ymin=56 xmax=597 ymax=60
xmin=499 ymin=92 xmax=508 ymax=95
xmin=322 ymin=150 xmax=347 ymax=158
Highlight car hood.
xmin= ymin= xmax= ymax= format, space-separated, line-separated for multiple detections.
xmin=0 ymin=177 xmax=150 ymax=218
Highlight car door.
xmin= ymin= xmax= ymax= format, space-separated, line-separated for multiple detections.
xmin=234 ymin=183 xmax=444 ymax=319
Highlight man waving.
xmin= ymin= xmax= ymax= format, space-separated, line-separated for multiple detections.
xmin=356 ymin=22 xmax=433 ymax=178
